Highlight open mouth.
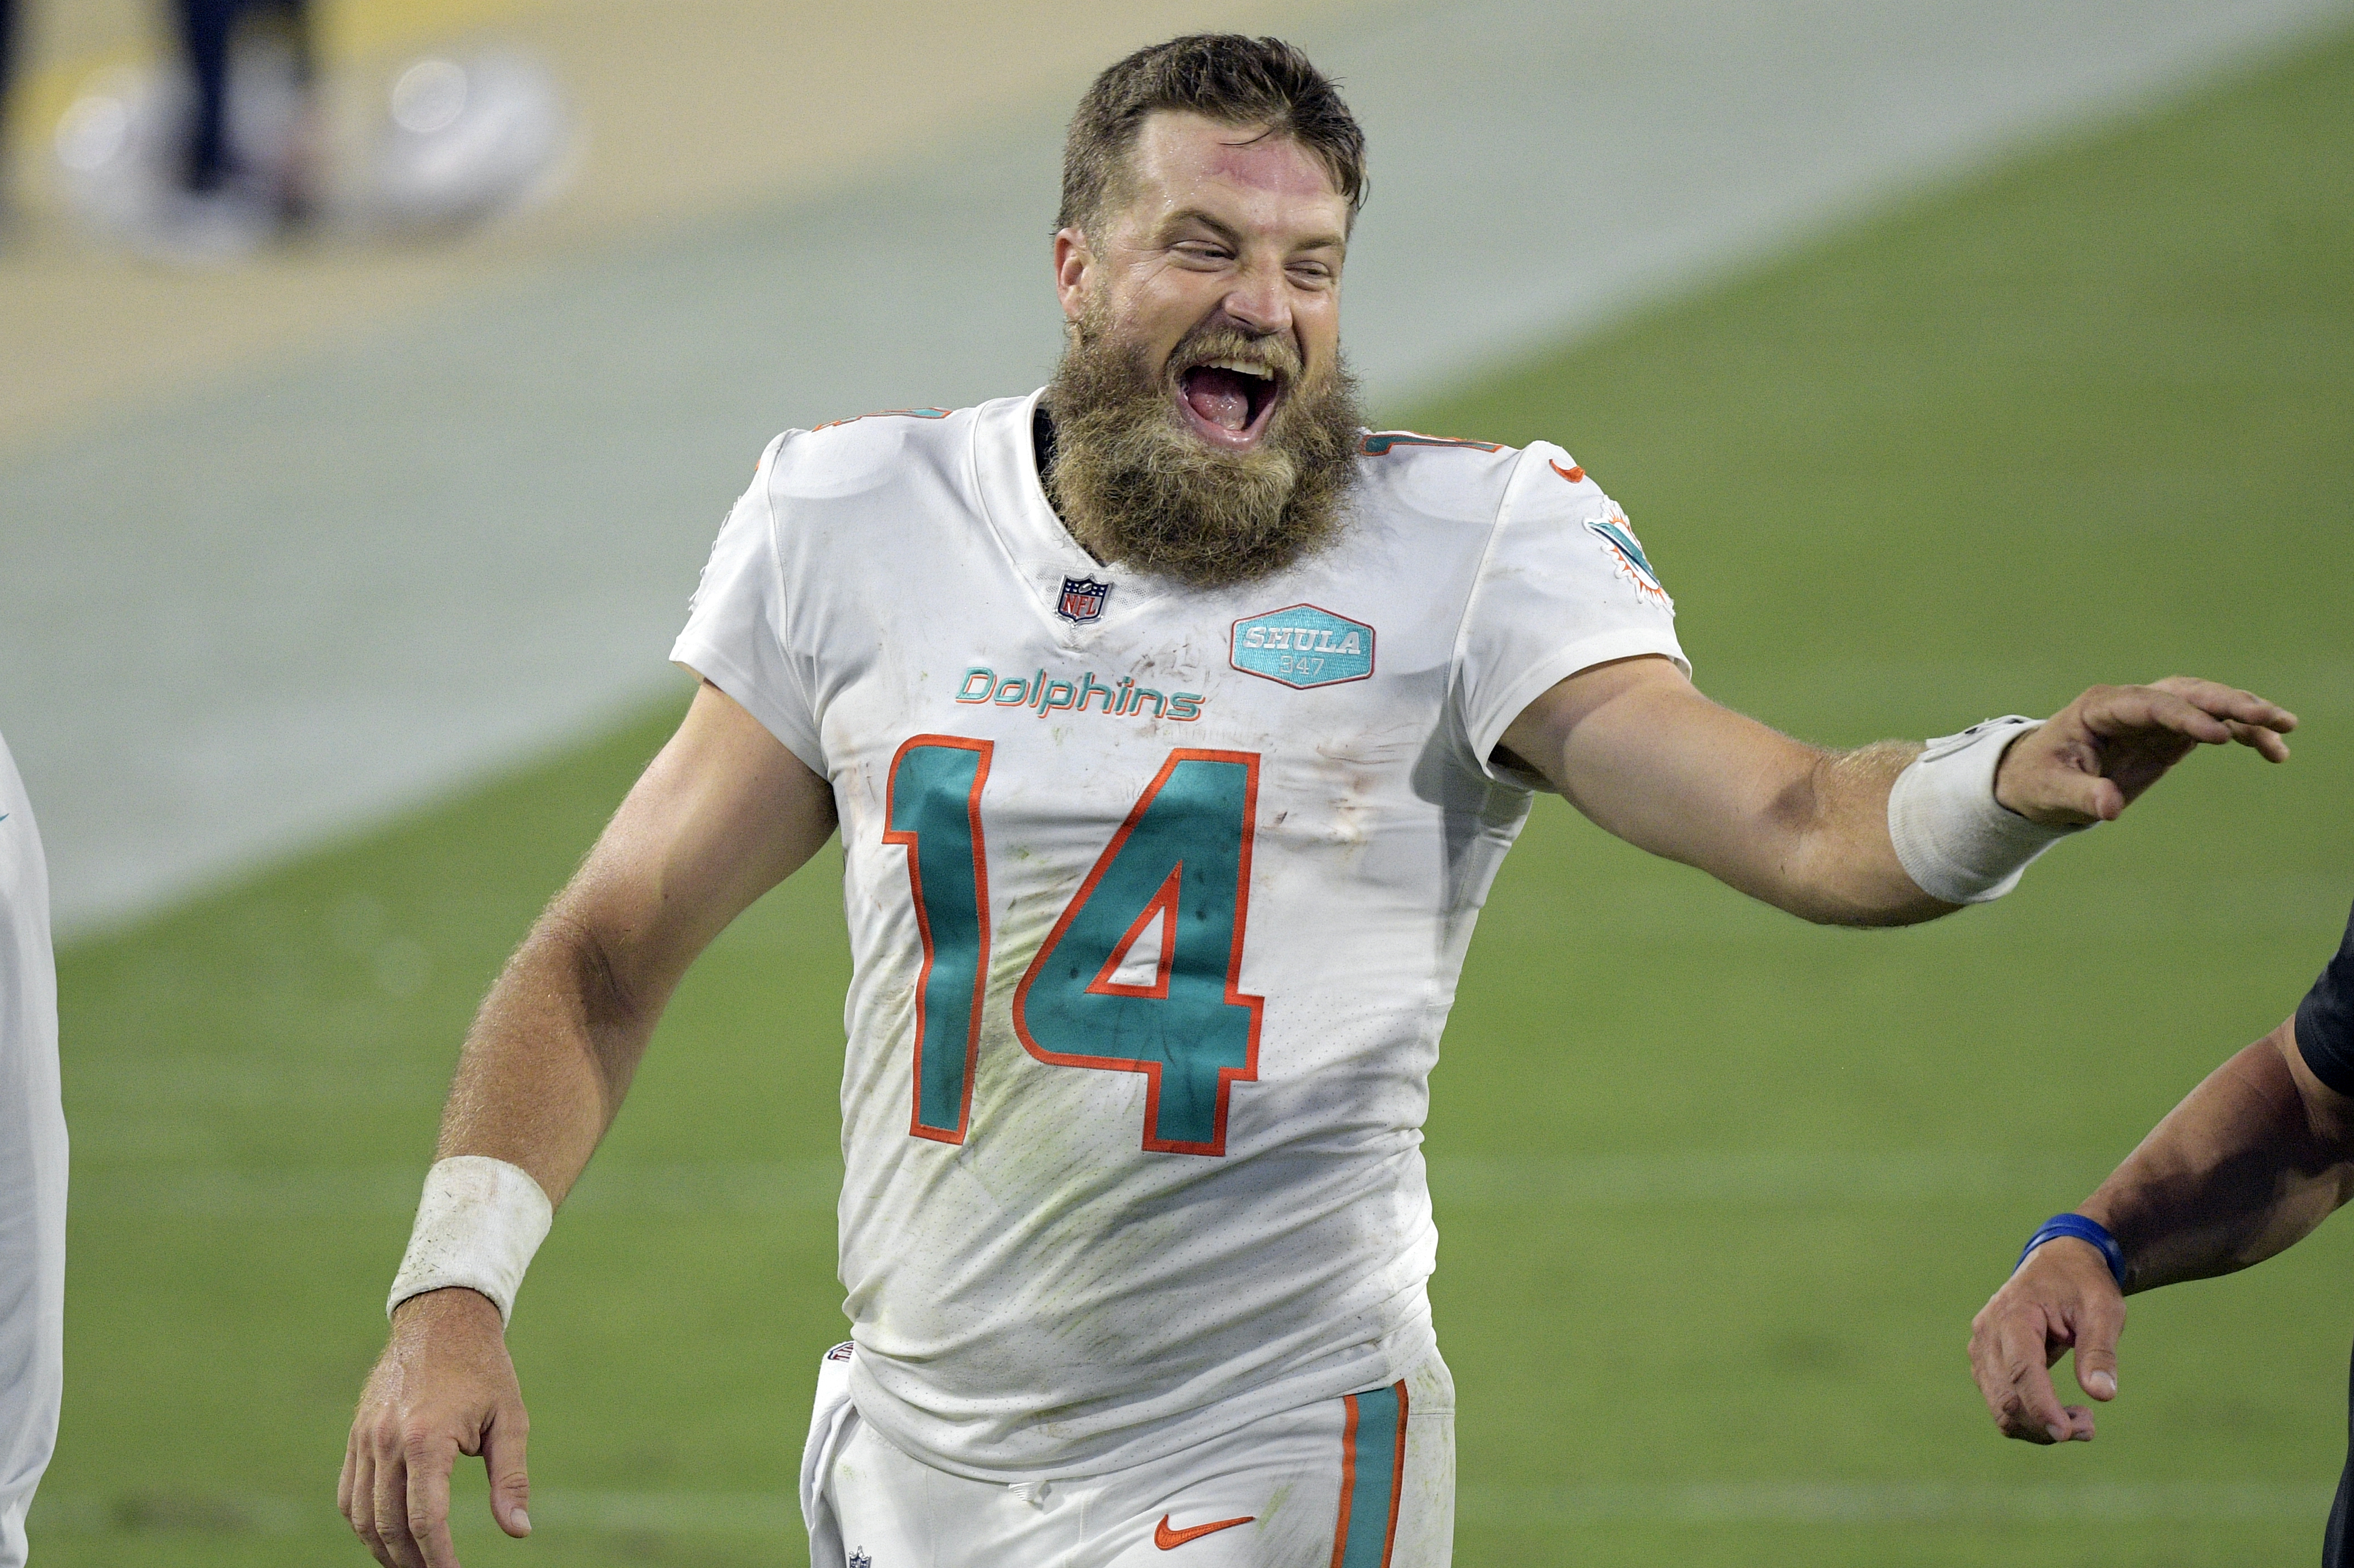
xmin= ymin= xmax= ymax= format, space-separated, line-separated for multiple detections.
xmin=1175 ymin=359 xmax=1287 ymax=450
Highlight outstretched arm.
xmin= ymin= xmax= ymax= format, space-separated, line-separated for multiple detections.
xmin=1495 ymin=658 xmax=2293 ymax=927
xmin=1969 ymin=1021 xmax=2354 ymax=1445
xmin=340 ymin=680 xmax=837 ymax=1568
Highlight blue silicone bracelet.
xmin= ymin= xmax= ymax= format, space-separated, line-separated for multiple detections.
xmin=2016 ymin=1213 xmax=2127 ymax=1288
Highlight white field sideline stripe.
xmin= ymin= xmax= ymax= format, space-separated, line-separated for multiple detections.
xmin=1453 ymin=1481 xmax=2335 ymax=1526
xmin=64 ymin=1150 xmax=2111 ymax=1218
xmin=28 ymin=1482 xmax=2333 ymax=1537
xmin=25 ymin=1489 xmax=801 ymax=1538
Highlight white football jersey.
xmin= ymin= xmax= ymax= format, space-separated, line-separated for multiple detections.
xmin=671 ymin=390 xmax=1684 ymax=1481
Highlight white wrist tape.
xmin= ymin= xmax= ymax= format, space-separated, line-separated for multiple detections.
xmin=386 ymin=1156 xmax=553 ymax=1325
xmin=1887 ymin=716 xmax=2089 ymax=905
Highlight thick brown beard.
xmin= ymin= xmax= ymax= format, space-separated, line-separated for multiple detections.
xmin=1043 ymin=312 xmax=1363 ymax=591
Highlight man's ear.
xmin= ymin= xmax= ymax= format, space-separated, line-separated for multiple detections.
xmin=1053 ymin=227 xmax=1094 ymax=324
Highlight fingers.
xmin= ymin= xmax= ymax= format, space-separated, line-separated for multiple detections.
xmin=405 ymin=1430 xmax=463 ymax=1568
xmin=1993 ymin=1307 xmax=2074 ymax=1443
xmin=1970 ymin=1296 xmax=2071 ymax=1444
xmin=2122 ymin=679 xmax=2297 ymax=762
xmin=347 ymin=1414 xmax=457 ymax=1568
xmin=2073 ymin=1292 xmax=2125 ymax=1403
xmin=2079 ymin=679 xmax=2298 ymax=749
xmin=2222 ymin=717 xmax=2294 ymax=762
xmin=483 ymin=1400 xmax=533 ymax=1538
xmin=2148 ymin=676 xmax=2298 ymax=739
xmin=372 ymin=1447 xmax=428 ymax=1568
xmin=2081 ymin=685 xmax=2235 ymax=748
xmin=348 ymin=1441 xmax=395 ymax=1567
xmin=2057 ymin=769 xmax=2125 ymax=824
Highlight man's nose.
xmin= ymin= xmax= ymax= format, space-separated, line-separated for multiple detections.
xmin=1219 ymin=264 xmax=1292 ymax=338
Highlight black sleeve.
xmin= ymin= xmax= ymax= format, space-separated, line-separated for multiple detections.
xmin=2295 ymin=899 xmax=2354 ymax=1096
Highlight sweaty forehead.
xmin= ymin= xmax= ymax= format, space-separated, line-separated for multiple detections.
xmin=1127 ymin=112 xmax=1339 ymax=209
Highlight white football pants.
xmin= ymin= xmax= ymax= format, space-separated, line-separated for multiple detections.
xmin=0 ymin=732 xmax=64 ymax=1568
xmin=801 ymin=1343 xmax=1454 ymax=1568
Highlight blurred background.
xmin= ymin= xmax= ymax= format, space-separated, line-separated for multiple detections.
xmin=2 ymin=0 xmax=2351 ymax=1562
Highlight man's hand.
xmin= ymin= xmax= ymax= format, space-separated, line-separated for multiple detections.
xmin=1995 ymin=677 xmax=2295 ymax=826
xmin=1968 ymin=1237 xmax=2124 ymax=1444
xmin=340 ymin=1289 xmax=531 ymax=1567
xmin=333 ymin=684 xmax=836 ymax=1564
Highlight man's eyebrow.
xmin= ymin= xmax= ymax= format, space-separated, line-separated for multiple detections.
xmin=1159 ymin=207 xmax=1245 ymax=245
xmin=1158 ymin=207 xmax=1347 ymax=253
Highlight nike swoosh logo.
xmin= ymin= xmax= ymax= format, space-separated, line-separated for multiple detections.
xmin=1154 ymin=1513 xmax=1254 ymax=1549
xmin=1549 ymin=458 xmax=1585 ymax=483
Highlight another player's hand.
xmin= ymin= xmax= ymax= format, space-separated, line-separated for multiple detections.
xmin=1968 ymin=1236 xmax=2124 ymax=1444
xmin=340 ymin=1287 xmax=531 ymax=1568
xmin=1995 ymin=677 xmax=2295 ymax=826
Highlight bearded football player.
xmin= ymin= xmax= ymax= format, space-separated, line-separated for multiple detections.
xmin=340 ymin=34 xmax=2296 ymax=1568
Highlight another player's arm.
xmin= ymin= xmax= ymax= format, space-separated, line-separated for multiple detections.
xmin=1969 ymin=1021 xmax=2354 ymax=1444
xmin=340 ymin=679 xmax=836 ymax=1568
xmin=1495 ymin=656 xmax=2293 ymax=926
xmin=2084 ymin=1024 xmax=2354 ymax=1289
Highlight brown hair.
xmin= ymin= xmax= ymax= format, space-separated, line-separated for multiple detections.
xmin=1057 ymin=35 xmax=1367 ymax=238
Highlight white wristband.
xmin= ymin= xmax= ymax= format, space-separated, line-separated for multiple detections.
xmin=1887 ymin=716 xmax=2089 ymax=905
xmin=387 ymin=1156 xmax=554 ymax=1325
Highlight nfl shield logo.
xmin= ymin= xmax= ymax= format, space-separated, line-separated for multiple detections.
xmin=1057 ymin=575 xmax=1111 ymax=624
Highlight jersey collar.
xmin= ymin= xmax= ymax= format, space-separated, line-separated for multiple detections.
xmin=970 ymin=389 xmax=1173 ymax=638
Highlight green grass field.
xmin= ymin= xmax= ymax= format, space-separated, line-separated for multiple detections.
xmin=35 ymin=23 xmax=2354 ymax=1566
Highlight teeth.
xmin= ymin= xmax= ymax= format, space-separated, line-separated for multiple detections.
xmin=1204 ymin=359 xmax=1275 ymax=380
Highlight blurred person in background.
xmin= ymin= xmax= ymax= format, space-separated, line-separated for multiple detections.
xmin=43 ymin=0 xmax=331 ymax=260
xmin=0 ymin=731 xmax=66 ymax=1568
xmin=339 ymin=34 xmax=2298 ymax=1568
xmin=163 ymin=0 xmax=317 ymax=238
xmin=0 ymin=0 xmax=18 ymax=232
xmin=1971 ymin=896 xmax=2354 ymax=1564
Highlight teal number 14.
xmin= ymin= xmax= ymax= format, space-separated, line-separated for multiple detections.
xmin=885 ymin=737 xmax=1264 ymax=1156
